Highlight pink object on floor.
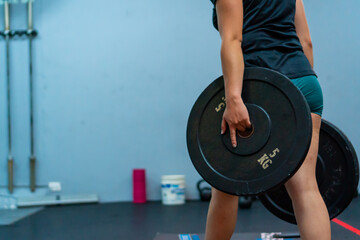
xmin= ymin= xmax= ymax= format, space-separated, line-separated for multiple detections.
xmin=133 ymin=169 xmax=147 ymax=203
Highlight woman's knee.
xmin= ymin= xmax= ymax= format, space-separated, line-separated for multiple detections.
xmin=285 ymin=175 xmax=319 ymax=200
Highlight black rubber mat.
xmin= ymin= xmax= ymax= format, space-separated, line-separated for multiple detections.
xmin=0 ymin=198 xmax=358 ymax=240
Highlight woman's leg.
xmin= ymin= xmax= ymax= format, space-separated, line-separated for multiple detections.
xmin=285 ymin=113 xmax=331 ymax=240
xmin=204 ymin=188 xmax=239 ymax=240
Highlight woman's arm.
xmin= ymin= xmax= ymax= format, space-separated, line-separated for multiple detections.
xmin=216 ymin=0 xmax=245 ymax=102
xmin=294 ymin=0 xmax=314 ymax=68
xmin=216 ymin=0 xmax=251 ymax=148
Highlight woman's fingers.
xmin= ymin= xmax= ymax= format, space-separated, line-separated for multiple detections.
xmin=237 ymin=124 xmax=246 ymax=132
xmin=221 ymin=102 xmax=251 ymax=148
xmin=246 ymin=119 xmax=252 ymax=129
xmin=221 ymin=117 xmax=227 ymax=134
xmin=228 ymin=122 xmax=250 ymax=148
xmin=237 ymin=120 xmax=251 ymax=133
xmin=230 ymin=127 xmax=237 ymax=148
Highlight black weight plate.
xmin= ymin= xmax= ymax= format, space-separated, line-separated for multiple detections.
xmin=186 ymin=67 xmax=312 ymax=196
xmin=259 ymin=119 xmax=359 ymax=224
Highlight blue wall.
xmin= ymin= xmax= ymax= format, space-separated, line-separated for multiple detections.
xmin=0 ymin=0 xmax=359 ymax=202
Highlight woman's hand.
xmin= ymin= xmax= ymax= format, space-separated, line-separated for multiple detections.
xmin=221 ymin=96 xmax=252 ymax=148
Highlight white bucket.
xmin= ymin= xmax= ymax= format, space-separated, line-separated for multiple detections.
xmin=161 ymin=175 xmax=186 ymax=205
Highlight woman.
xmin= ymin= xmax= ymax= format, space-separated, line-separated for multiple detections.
xmin=206 ymin=0 xmax=330 ymax=239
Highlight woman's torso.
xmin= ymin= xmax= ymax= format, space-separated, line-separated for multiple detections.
xmin=211 ymin=0 xmax=316 ymax=79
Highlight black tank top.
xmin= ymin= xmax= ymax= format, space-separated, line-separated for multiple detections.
xmin=210 ymin=0 xmax=317 ymax=79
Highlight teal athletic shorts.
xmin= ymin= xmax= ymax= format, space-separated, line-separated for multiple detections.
xmin=289 ymin=75 xmax=324 ymax=116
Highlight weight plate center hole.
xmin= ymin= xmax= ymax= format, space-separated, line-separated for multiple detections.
xmin=237 ymin=125 xmax=254 ymax=139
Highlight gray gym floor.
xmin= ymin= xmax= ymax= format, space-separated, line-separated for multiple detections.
xmin=0 ymin=198 xmax=359 ymax=240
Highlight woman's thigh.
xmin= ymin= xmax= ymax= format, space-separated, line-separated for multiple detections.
xmin=285 ymin=113 xmax=322 ymax=197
